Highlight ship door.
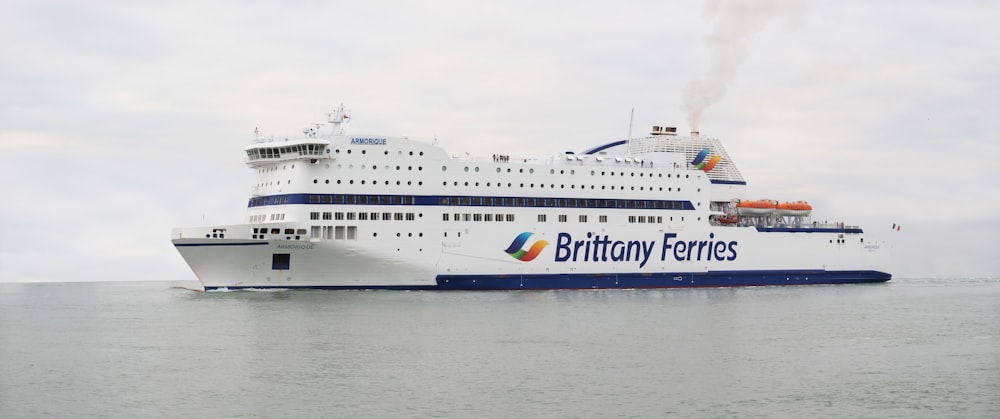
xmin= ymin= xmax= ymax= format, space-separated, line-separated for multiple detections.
xmin=268 ymin=253 xmax=292 ymax=281
xmin=272 ymin=253 xmax=290 ymax=270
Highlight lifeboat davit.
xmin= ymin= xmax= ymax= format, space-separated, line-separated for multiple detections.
xmin=736 ymin=200 xmax=777 ymax=216
xmin=776 ymin=201 xmax=812 ymax=217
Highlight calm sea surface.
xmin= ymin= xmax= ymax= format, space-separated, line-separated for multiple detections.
xmin=1 ymin=278 xmax=997 ymax=418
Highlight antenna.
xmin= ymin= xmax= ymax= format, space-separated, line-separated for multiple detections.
xmin=627 ymin=107 xmax=635 ymax=155
xmin=627 ymin=107 xmax=635 ymax=139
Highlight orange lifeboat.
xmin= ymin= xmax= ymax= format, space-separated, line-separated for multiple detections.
xmin=776 ymin=201 xmax=812 ymax=217
xmin=736 ymin=200 xmax=777 ymax=216
xmin=716 ymin=214 xmax=739 ymax=224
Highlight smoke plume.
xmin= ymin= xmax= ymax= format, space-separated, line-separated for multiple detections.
xmin=683 ymin=0 xmax=804 ymax=132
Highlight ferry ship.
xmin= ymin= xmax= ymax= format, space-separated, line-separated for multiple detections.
xmin=171 ymin=106 xmax=891 ymax=290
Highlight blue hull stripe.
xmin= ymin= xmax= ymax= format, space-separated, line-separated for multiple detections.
xmin=174 ymin=242 xmax=268 ymax=247
xmin=202 ymin=270 xmax=891 ymax=291
xmin=709 ymin=179 xmax=747 ymax=185
xmin=755 ymin=227 xmax=864 ymax=234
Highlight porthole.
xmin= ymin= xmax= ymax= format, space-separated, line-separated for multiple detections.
xmin=409 ymin=151 xmax=413 ymax=156
xmin=550 ymin=169 xmax=555 ymax=174
xmin=396 ymin=181 xmax=401 ymax=185
xmin=560 ymin=170 xmax=564 ymax=175
xmin=475 ymin=167 xmax=480 ymax=172
xmin=487 ymin=182 xmax=491 ymax=186
xmin=418 ymin=181 xmax=422 ymax=185
xmin=442 ymin=166 xmax=447 ymax=172
xmin=385 ymin=181 xmax=389 ymax=185
xmin=443 ymin=181 xmax=447 ymax=186
xmin=396 ymin=166 xmax=401 ymax=170
xmin=361 ymin=180 xmax=365 ymax=184
xmin=464 ymin=182 xmax=468 ymax=186
xmin=407 ymin=181 xmax=412 ymax=185
xmin=384 ymin=151 xmax=388 ymax=155
xmin=349 ymin=180 xmax=354 ymax=184
xmin=397 ymin=233 xmax=401 ymax=237
xmin=335 ymin=149 xmax=340 ymax=153
xmin=529 ymin=168 xmax=534 ymax=174
xmin=362 ymin=150 xmax=366 ymax=154
xmin=408 ymin=166 xmax=412 ymax=171
xmin=291 ymin=164 xmax=295 ymax=169
xmin=419 ymin=151 xmax=424 ymax=156
xmin=496 ymin=168 xmax=502 ymax=173
xmin=570 ymin=170 xmax=575 ymax=175
xmin=313 ymin=179 xmax=318 ymax=184
xmin=464 ymin=167 xmax=469 ymax=172
xmin=590 ymin=171 xmax=595 ymax=175
xmin=507 ymin=183 xmax=512 ymax=187
xmin=408 ymin=233 xmax=412 ymax=237
xmin=347 ymin=149 xmax=352 ymax=154
xmin=374 ymin=233 xmax=378 ymax=237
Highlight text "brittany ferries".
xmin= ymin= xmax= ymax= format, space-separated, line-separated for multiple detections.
xmin=554 ymin=232 xmax=738 ymax=268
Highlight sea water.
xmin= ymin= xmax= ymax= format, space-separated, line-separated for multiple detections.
xmin=1 ymin=278 xmax=997 ymax=418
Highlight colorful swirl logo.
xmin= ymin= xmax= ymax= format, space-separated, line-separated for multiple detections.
xmin=504 ymin=232 xmax=549 ymax=262
xmin=691 ymin=149 xmax=721 ymax=172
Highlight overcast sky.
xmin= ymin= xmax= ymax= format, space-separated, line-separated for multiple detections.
xmin=2 ymin=0 xmax=998 ymax=283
